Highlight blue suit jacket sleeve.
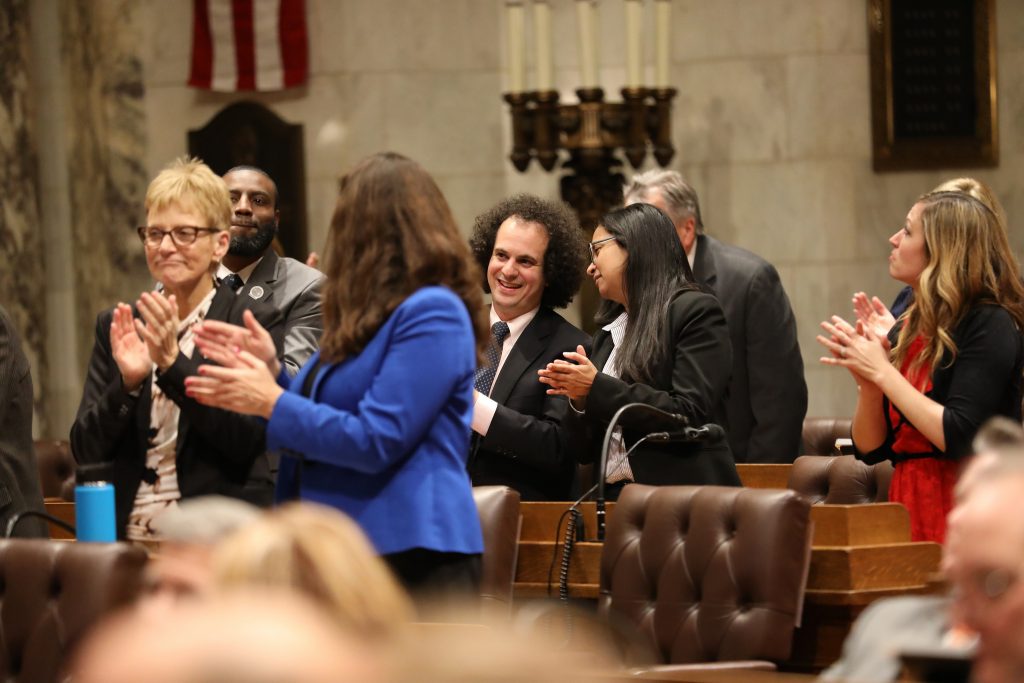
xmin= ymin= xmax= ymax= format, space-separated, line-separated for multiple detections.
xmin=266 ymin=291 xmax=473 ymax=474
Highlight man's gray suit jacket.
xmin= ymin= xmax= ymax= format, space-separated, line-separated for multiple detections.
xmin=239 ymin=251 xmax=324 ymax=376
xmin=692 ymin=234 xmax=807 ymax=463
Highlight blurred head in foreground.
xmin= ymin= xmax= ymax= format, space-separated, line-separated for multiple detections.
xmin=73 ymin=590 xmax=384 ymax=683
xmin=142 ymin=495 xmax=261 ymax=606
xmin=211 ymin=502 xmax=414 ymax=638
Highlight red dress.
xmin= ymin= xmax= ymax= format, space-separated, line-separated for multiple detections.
xmin=886 ymin=335 xmax=959 ymax=543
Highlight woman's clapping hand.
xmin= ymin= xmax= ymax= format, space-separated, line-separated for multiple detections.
xmin=194 ymin=310 xmax=281 ymax=377
xmin=184 ymin=349 xmax=283 ymax=419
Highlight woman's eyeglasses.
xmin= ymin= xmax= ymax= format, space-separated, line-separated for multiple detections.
xmin=137 ymin=226 xmax=220 ymax=248
xmin=589 ymin=236 xmax=617 ymax=263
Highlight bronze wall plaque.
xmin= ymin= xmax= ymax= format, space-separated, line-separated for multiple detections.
xmin=869 ymin=0 xmax=997 ymax=171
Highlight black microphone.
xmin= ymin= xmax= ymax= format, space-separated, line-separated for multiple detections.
xmin=646 ymin=423 xmax=727 ymax=443
xmin=596 ymin=403 xmax=691 ymax=541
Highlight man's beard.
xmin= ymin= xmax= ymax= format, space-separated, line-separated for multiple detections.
xmin=229 ymin=218 xmax=277 ymax=257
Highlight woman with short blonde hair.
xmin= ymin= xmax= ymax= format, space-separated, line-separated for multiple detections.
xmin=71 ymin=157 xmax=280 ymax=541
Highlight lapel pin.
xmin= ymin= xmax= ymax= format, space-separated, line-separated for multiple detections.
xmin=249 ymin=286 xmax=265 ymax=300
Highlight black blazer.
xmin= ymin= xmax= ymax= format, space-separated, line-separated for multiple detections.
xmin=70 ymin=284 xmax=283 ymax=537
xmin=0 ymin=305 xmax=47 ymax=538
xmin=692 ymin=235 xmax=807 ymax=463
xmin=566 ymin=288 xmax=741 ymax=488
xmin=470 ymin=308 xmax=590 ymax=501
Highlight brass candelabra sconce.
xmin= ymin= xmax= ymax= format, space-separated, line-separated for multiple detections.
xmin=504 ymin=86 xmax=676 ymax=230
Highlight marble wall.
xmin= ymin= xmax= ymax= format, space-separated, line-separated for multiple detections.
xmin=139 ymin=0 xmax=1024 ymax=420
xmin=6 ymin=0 xmax=1015 ymax=431
xmin=0 ymin=0 xmax=50 ymax=435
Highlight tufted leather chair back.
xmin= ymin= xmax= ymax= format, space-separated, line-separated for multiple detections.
xmin=0 ymin=540 xmax=147 ymax=683
xmin=32 ymin=440 xmax=75 ymax=502
xmin=472 ymin=486 xmax=521 ymax=618
xmin=598 ymin=485 xmax=812 ymax=665
xmin=787 ymin=455 xmax=893 ymax=505
xmin=800 ymin=418 xmax=853 ymax=456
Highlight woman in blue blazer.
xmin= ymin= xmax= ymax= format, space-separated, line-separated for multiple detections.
xmin=186 ymin=152 xmax=489 ymax=597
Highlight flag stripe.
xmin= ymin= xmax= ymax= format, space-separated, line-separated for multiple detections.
xmin=209 ymin=0 xmax=238 ymax=91
xmin=188 ymin=0 xmax=214 ymax=88
xmin=232 ymin=0 xmax=256 ymax=90
xmin=254 ymin=0 xmax=283 ymax=90
xmin=279 ymin=0 xmax=308 ymax=88
xmin=191 ymin=0 xmax=306 ymax=91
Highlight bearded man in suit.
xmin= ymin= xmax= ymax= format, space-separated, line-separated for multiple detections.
xmin=468 ymin=195 xmax=590 ymax=500
xmin=219 ymin=166 xmax=323 ymax=376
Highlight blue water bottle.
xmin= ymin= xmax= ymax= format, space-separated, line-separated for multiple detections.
xmin=75 ymin=463 xmax=116 ymax=542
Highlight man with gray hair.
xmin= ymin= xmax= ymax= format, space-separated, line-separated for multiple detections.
xmin=624 ymin=170 xmax=806 ymax=463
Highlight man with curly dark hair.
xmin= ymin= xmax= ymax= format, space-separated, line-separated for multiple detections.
xmin=467 ymin=194 xmax=590 ymax=500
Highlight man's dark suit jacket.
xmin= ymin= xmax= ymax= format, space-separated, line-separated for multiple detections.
xmin=565 ymin=289 xmax=741 ymax=488
xmin=70 ymin=284 xmax=283 ymax=538
xmin=0 ymin=306 xmax=47 ymax=538
xmin=237 ymin=250 xmax=324 ymax=376
xmin=692 ymin=234 xmax=807 ymax=463
xmin=470 ymin=308 xmax=589 ymax=501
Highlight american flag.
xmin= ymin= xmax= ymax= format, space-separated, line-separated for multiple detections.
xmin=189 ymin=0 xmax=308 ymax=92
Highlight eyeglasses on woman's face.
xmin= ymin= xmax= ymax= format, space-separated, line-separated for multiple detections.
xmin=137 ymin=225 xmax=220 ymax=248
xmin=589 ymin=236 xmax=617 ymax=263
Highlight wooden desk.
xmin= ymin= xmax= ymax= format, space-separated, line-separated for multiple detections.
xmin=43 ymin=499 xmax=75 ymax=540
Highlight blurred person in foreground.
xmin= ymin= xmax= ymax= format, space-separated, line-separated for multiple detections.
xmin=185 ymin=152 xmax=487 ymax=599
xmin=943 ymin=431 xmax=1024 ymax=683
xmin=139 ymin=495 xmax=260 ymax=608
xmin=819 ymin=189 xmax=1024 ymax=543
xmin=211 ymin=502 xmax=413 ymax=638
xmin=539 ymin=203 xmax=739 ymax=498
xmin=70 ymin=157 xmax=281 ymax=541
xmin=73 ymin=589 xmax=385 ymax=683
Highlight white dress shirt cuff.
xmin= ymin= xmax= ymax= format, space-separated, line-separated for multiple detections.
xmin=472 ymin=391 xmax=499 ymax=436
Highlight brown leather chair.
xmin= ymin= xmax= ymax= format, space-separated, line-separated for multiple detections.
xmin=33 ymin=440 xmax=75 ymax=502
xmin=801 ymin=417 xmax=853 ymax=456
xmin=0 ymin=540 xmax=147 ymax=683
xmin=472 ymin=486 xmax=521 ymax=618
xmin=599 ymin=485 xmax=813 ymax=673
xmin=787 ymin=454 xmax=893 ymax=504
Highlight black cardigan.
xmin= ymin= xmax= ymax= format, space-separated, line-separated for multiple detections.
xmin=857 ymin=304 xmax=1024 ymax=464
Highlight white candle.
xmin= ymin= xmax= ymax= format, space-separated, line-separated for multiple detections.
xmin=506 ymin=1 xmax=526 ymax=93
xmin=534 ymin=1 xmax=553 ymax=91
xmin=576 ymin=0 xmax=598 ymax=88
xmin=625 ymin=0 xmax=643 ymax=88
xmin=655 ymin=0 xmax=671 ymax=87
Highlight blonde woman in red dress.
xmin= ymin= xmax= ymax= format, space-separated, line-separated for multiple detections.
xmin=818 ymin=190 xmax=1024 ymax=542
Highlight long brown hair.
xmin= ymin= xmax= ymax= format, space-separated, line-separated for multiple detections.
xmin=893 ymin=190 xmax=1024 ymax=377
xmin=319 ymin=152 xmax=487 ymax=362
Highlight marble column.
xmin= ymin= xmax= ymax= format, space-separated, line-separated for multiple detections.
xmin=60 ymin=0 xmax=150 ymax=371
xmin=24 ymin=0 xmax=149 ymax=437
xmin=1 ymin=0 xmax=50 ymax=437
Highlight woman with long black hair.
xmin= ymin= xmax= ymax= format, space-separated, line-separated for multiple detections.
xmin=539 ymin=203 xmax=739 ymax=496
